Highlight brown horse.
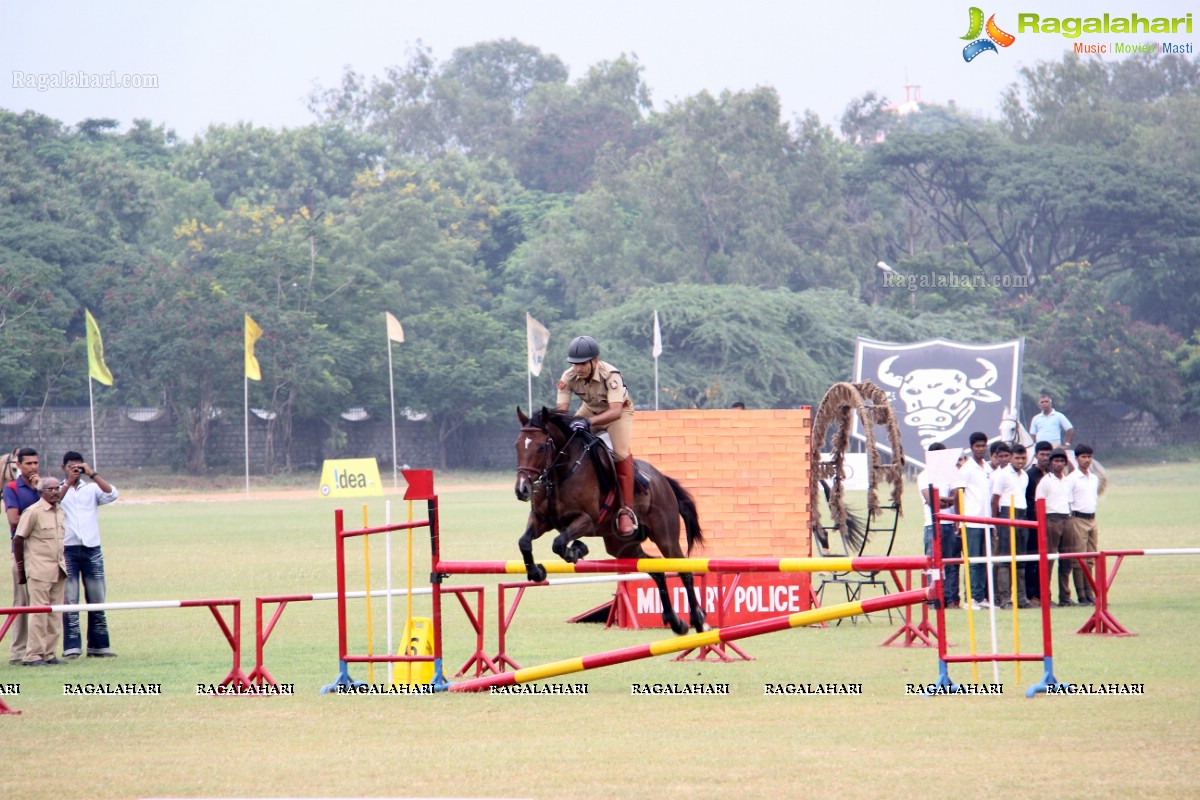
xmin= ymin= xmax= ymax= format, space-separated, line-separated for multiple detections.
xmin=514 ymin=407 xmax=708 ymax=635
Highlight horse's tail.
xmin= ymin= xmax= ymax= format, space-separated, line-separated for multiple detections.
xmin=818 ymin=479 xmax=869 ymax=553
xmin=842 ymin=511 xmax=869 ymax=554
xmin=665 ymin=475 xmax=704 ymax=555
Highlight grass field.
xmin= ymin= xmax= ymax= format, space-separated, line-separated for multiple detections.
xmin=2 ymin=464 xmax=1198 ymax=799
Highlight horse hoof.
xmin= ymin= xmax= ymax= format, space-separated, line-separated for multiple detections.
xmin=567 ymin=541 xmax=589 ymax=561
xmin=526 ymin=564 xmax=547 ymax=583
xmin=668 ymin=618 xmax=689 ymax=636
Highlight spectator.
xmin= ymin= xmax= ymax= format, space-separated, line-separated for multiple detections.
xmin=991 ymin=442 xmax=1030 ymax=608
xmin=13 ymin=476 xmax=68 ymax=666
xmin=730 ymin=401 xmax=746 ymax=410
xmin=988 ymin=441 xmax=1005 ymax=471
xmin=954 ymin=432 xmax=993 ymax=609
xmin=4 ymin=446 xmax=41 ymax=666
xmin=1068 ymin=444 xmax=1101 ymax=607
xmin=1034 ymin=449 xmax=1078 ymax=606
xmin=59 ymin=451 xmax=120 ymax=659
xmin=1029 ymin=393 xmax=1074 ymax=448
xmin=1023 ymin=441 xmax=1053 ymax=605
xmin=918 ymin=443 xmax=959 ymax=608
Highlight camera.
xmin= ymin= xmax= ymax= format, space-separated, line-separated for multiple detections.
xmin=74 ymin=466 xmax=86 ymax=475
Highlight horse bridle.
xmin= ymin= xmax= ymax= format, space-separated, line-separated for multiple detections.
xmin=517 ymin=424 xmax=595 ymax=493
xmin=516 ymin=425 xmax=556 ymax=486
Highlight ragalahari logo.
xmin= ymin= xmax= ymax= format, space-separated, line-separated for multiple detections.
xmin=962 ymin=7 xmax=1016 ymax=61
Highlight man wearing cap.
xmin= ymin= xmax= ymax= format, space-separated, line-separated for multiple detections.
xmin=13 ymin=476 xmax=69 ymax=666
xmin=1034 ymin=448 xmax=1079 ymax=606
xmin=556 ymin=335 xmax=638 ymax=536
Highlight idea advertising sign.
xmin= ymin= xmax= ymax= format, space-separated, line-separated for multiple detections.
xmin=318 ymin=458 xmax=384 ymax=498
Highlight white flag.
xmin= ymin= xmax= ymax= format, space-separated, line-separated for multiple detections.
xmin=652 ymin=310 xmax=663 ymax=358
xmin=526 ymin=313 xmax=550 ymax=376
xmin=385 ymin=311 xmax=405 ymax=343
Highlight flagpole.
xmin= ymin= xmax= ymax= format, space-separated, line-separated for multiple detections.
xmin=652 ymin=310 xmax=662 ymax=411
xmin=88 ymin=377 xmax=98 ymax=470
xmin=654 ymin=356 xmax=659 ymax=411
xmin=388 ymin=336 xmax=398 ymax=490
xmin=244 ymin=375 xmax=250 ymax=496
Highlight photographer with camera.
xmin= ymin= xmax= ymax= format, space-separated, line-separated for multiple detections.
xmin=59 ymin=450 xmax=119 ymax=659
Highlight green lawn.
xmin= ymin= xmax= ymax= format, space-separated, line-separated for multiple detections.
xmin=2 ymin=465 xmax=1198 ymax=798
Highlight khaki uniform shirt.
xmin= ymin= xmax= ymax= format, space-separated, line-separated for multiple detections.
xmin=14 ymin=498 xmax=67 ymax=582
xmin=556 ymin=360 xmax=633 ymax=417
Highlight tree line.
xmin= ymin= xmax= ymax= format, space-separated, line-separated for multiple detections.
xmin=2 ymin=40 xmax=1197 ymax=472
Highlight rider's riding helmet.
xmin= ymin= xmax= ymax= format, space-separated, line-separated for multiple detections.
xmin=567 ymin=335 xmax=600 ymax=364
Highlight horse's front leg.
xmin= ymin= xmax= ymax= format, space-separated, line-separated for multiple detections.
xmin=519 ymin=518 xmax=548 ymax=583
xmin=677 ymin=572 xmax=709 ymax=633
xmin=649 ymin=571 xmax=689 ymax=635
xmin=551 ymin=515 xmax=593 ymax=564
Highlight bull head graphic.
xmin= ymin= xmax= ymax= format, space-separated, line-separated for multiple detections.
xmin=877 ymin=356 xmax=1002 ymax=446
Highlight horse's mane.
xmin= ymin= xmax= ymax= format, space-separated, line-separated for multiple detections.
xmin=530 ymin=407 xmax=575 ymax=436
xmin=529 ymin=407 xmax=615 ymax=497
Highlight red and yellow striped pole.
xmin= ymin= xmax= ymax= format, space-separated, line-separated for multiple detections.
xmin=434 ymin=556 xmax=929 ymax=576
xmin=1009 ymin=499 xmax=1021 ymax=684
xmin=447 ymin=586 xmax=930 ymax=692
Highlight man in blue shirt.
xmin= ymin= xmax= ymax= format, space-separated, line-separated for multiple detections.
xmin=4 ymin=447 xmax=42 ymax=665
xmin=1029 ymin=394 xmax=1074 ymax=448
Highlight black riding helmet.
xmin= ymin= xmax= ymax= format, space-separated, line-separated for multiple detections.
xmin=567 ymin=335 xmax=600 ymax=364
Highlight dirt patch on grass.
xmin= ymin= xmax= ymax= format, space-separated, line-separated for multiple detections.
xmin=121 ymin=483 xmax=511 ymax=504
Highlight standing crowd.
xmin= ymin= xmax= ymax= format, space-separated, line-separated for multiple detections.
xmin=4 ymin=447 xmax=119 ymax=667
xmin=919 ymin=394 xmax=1103 ymax=610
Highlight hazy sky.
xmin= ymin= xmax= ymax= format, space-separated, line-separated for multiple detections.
xmin=1 ymin=1 xmax=1195 ymax=138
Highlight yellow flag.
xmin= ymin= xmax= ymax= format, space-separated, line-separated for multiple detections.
xmin=84 ymin=309 xmax=114 ymax=386
xmin=385 ymin=311 xmax=405 ymax=343
xmin=245 ymin=314 xmax=263 ymax=381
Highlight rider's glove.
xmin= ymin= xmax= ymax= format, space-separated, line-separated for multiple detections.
xmin=570 ymin=418 xmax=591 ymax=433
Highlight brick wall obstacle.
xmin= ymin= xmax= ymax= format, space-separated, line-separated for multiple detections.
xmin=588 ymin=408 xmax=815 ymax=640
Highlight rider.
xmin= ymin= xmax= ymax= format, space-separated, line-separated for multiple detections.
xmin=556 ymin=335 xmax=638 ymax=537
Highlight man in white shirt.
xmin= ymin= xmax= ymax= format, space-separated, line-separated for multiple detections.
xmin=1068 ymin=444 xmax=1101 ymax=606
xmin=59 ymin=450 xmax=120 ymax=659
xmin=954 ymin=432 xmax=993 ymax=609
xmin=1034 ymin=448 xmax=1078 ymax=606
xmin=991 ymin=443 xmax=1030 ymax=608
xmin=918 ymin=443 xmax=960 ymax=608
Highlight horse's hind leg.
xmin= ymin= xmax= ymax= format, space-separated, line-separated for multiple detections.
xmin=551 ymin=516 xmax=593 ymax=564
xmin=678 ymin=572 xmax=709 ymax=633
xmin=650 ymin=571 xmax=688 ymax=635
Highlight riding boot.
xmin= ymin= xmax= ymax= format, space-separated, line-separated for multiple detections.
xmin=615 ymin=457 xmax=637 ymax=536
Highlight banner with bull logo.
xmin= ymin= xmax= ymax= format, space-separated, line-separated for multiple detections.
xmin=853 ymin=337 xmax=1024 ymax=468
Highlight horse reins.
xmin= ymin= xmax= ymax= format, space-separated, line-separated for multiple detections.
xmin=517 ymin=425 xmax=596 ymax=502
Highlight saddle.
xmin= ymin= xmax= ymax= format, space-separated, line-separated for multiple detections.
xmin=576 ymin=429 xmax=649 ymax=523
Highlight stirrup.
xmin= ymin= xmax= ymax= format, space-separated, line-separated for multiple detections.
xmin=615 ymin=506 xmax=639 ymax=538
